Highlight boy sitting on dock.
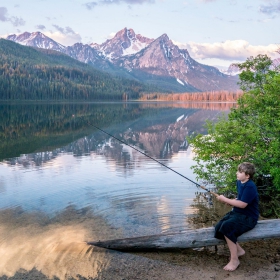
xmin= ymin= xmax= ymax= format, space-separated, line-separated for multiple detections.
xmin=214 ymin=162 xmax=259 ymax=271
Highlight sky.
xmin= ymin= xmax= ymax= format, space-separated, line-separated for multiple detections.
xmin=0 ymin=0 xmax=280 ymax=68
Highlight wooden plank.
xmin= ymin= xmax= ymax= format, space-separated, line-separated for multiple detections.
xmin=87 ymin=219 xmax=280 ymax=251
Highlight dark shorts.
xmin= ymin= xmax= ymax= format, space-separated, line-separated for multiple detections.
xmin=214 ymin=211 xmax=257 ymax=244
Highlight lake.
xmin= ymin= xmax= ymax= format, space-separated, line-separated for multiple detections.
xmin=0 ymin=101 xmax=234 ymax=279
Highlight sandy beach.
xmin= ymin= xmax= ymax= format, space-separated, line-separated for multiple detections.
xmin=1 ymin=202 xmax=279 ymax=280
xmin=1 ymin=238 xmax=279 ymax=280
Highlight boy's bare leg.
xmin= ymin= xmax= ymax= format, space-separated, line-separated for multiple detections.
xmin=223 ymin=236 xmax=240 ymax=271
xmin=236 ymin=242 xmax=245 ymax=257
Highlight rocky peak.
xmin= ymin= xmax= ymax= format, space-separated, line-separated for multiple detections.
xmin=118 ymin=27 xmax=135 ymax=40
xmin=95 ymin=27 xmax=153 ymax=60
xmin=7 ymin=32 xmax=32 ymax=42
xmin=6 ymin=31 xmax=66 ymax=52
xmin=89 ymin=42 xmax=99 ymax=48
xmin=117 ymin=32 xmax=192 ymax=70
xmin=65 ymin=43 xmax=110 ymax=68
xmin=114 ymin=33 xmax=238 ymax=91
xmin=31 ymin=31 xmax=44 ymax=37
xmin=5 ymin=28 xmax=239 ymax=92
xmin=158 ymin=33 xmax=169 ymax=41
xmin=224 ymin=63 xmax=241 ymax=76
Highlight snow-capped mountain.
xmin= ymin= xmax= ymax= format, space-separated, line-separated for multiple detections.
xmin=6 ymin=31 xmax=115 ymax=71
xmin=224 ymin=57 xmax=280 ymax=76
xmin=65 ymin=43 xmax=101 ymax=64
xmin=6 ymin=28 xmax=239 ymax=92
xmin=64 ymin=43 xmax=114 ymax=70
xmin=114 ymin=33 xmax=238 ymax=91
xmin=6 ymin=31 xmax=66 ymax=53
xmin=224 ymin=64 xmax=242 ymax=76
xmin=92 ymin=27 xmax=153 ymax=60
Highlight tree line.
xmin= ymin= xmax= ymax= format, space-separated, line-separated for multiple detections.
xmin=0 ymin=39 xmax=160 ymax=101
xmin=139 ymin=90 xmax=243 ymax=102
xmin=0 ymin=102 xmax=161 ymax=160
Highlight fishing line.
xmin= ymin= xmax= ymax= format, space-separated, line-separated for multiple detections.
xmin=86 ymin=121 xmax=218 ymax=197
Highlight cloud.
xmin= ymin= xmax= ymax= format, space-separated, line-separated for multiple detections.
xmin=101 ymin=0 xmax=155 ymax=3
xmin=0 ymin=6 xmax=25 ymax=27
xmin=214 ymin=16 xmax=239 ymax=23
xmin=84 ymin=2 xmax=98 ymax=9
xmin=84 ymin=0 xmax=154 ymax=9
xmin=199 ymin=0 xmax=236 ymax=3
xmin=46 ymin=26 xmax=82 ymax=46
xmin=259 ymin=2 xmax=280 ymax=14
xmin=46 ymin=16 xmax=57 ymax=21
xmin=173 ymin=40 xmax=279 ymax=61
xmin=10 ymin=16 xmax=25 ymax=27
xmin=53 ymin=25 xmax=75 ymax=35
xmin=0 ymin=7 xmax=8 ymax=21
xmin=36 ymin=25 xmax=46 ymax=30
xmin=105 ymin=32 xmax=116 ymax=40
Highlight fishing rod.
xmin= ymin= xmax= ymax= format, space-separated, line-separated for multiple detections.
xmin=87 ymin=121 xmax=219 ymax=198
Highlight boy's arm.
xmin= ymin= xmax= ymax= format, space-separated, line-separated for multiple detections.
xmin=216 ymin=195 xmax=248 ymax=208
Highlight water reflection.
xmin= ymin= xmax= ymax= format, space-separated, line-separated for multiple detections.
xmin=1 ymin=103 xmax=227 ymax=167
xmin=0 ymin=206 xmax=117 ymax=280
xmin=135 ymin=101 xmax=236 ymax=111
xmin=0 ymin=102 xmax=233 ymax=161
xmin=188 ymin=192 xmax=232 ymax=228
xmin=0 ymin=102 xmax=234 ymax=279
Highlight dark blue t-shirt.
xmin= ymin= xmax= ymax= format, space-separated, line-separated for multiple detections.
xmin=233 ymin=179 xmax=259 ymax=221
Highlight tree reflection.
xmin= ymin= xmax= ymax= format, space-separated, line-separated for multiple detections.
xmin=2 ymin=103 xmax=228 ymax=177
xmin=188 ymin=192 xmax=232 ymax=229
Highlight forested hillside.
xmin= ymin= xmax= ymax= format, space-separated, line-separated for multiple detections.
xmin=0 ymin=39 xmax=163 ymax=101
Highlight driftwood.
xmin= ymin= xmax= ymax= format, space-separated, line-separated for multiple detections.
xmin=87 ymin=219 xmax=280 ymax=251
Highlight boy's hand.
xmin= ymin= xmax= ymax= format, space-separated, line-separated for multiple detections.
xmin=216 ymin=195 xmax=231 ymax=206
xmin=217 ymin=195 xmax=227 ymax=203
xmin=216 ymin=195 xmax=248 ymax=208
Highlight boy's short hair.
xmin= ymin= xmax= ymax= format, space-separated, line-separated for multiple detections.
xmin=238 ymin=162 xmax=256 ymax=179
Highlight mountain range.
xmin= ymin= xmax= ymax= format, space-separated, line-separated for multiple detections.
xmin=0 ymin=38 xmax=161 ymax=101
xmin=223 ymin=57 xmax=280 ymax=76
xmin=6 ymin=28 xmax=240 ymax=92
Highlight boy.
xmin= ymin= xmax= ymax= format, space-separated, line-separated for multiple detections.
xmin=214 ymin=162 xmax=259 ymax=271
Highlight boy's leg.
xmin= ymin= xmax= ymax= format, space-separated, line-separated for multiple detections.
xmin=214 ymin=212 xmax=231 ymax=240
xmin=224 ymin=236 xmax=240 ymax=271
xmin=236 ymin=242 xmax=245 ymax=257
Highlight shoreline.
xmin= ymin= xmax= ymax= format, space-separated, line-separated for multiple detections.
xmin=1 ymin=238 xmax=279 ymax=280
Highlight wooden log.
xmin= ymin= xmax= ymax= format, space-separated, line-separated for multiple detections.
xmin=87 ymin=219 xmax=280 ymax=251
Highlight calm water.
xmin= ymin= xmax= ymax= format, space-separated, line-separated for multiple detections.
xmin=0 ymin=101 xmax=233 ymax=279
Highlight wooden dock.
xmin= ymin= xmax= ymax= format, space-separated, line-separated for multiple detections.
xmin=87 ymin=219 xmax=280 ymax=251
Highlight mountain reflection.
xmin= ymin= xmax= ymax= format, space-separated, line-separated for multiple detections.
xmin=1 ymin=102 xmax=228 ymax=169
xmin=0 ymin=102 xmax=233 ymax=160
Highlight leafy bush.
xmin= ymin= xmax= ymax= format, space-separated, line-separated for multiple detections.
xmin=188 ymin=55 xmax=280 ymax=216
